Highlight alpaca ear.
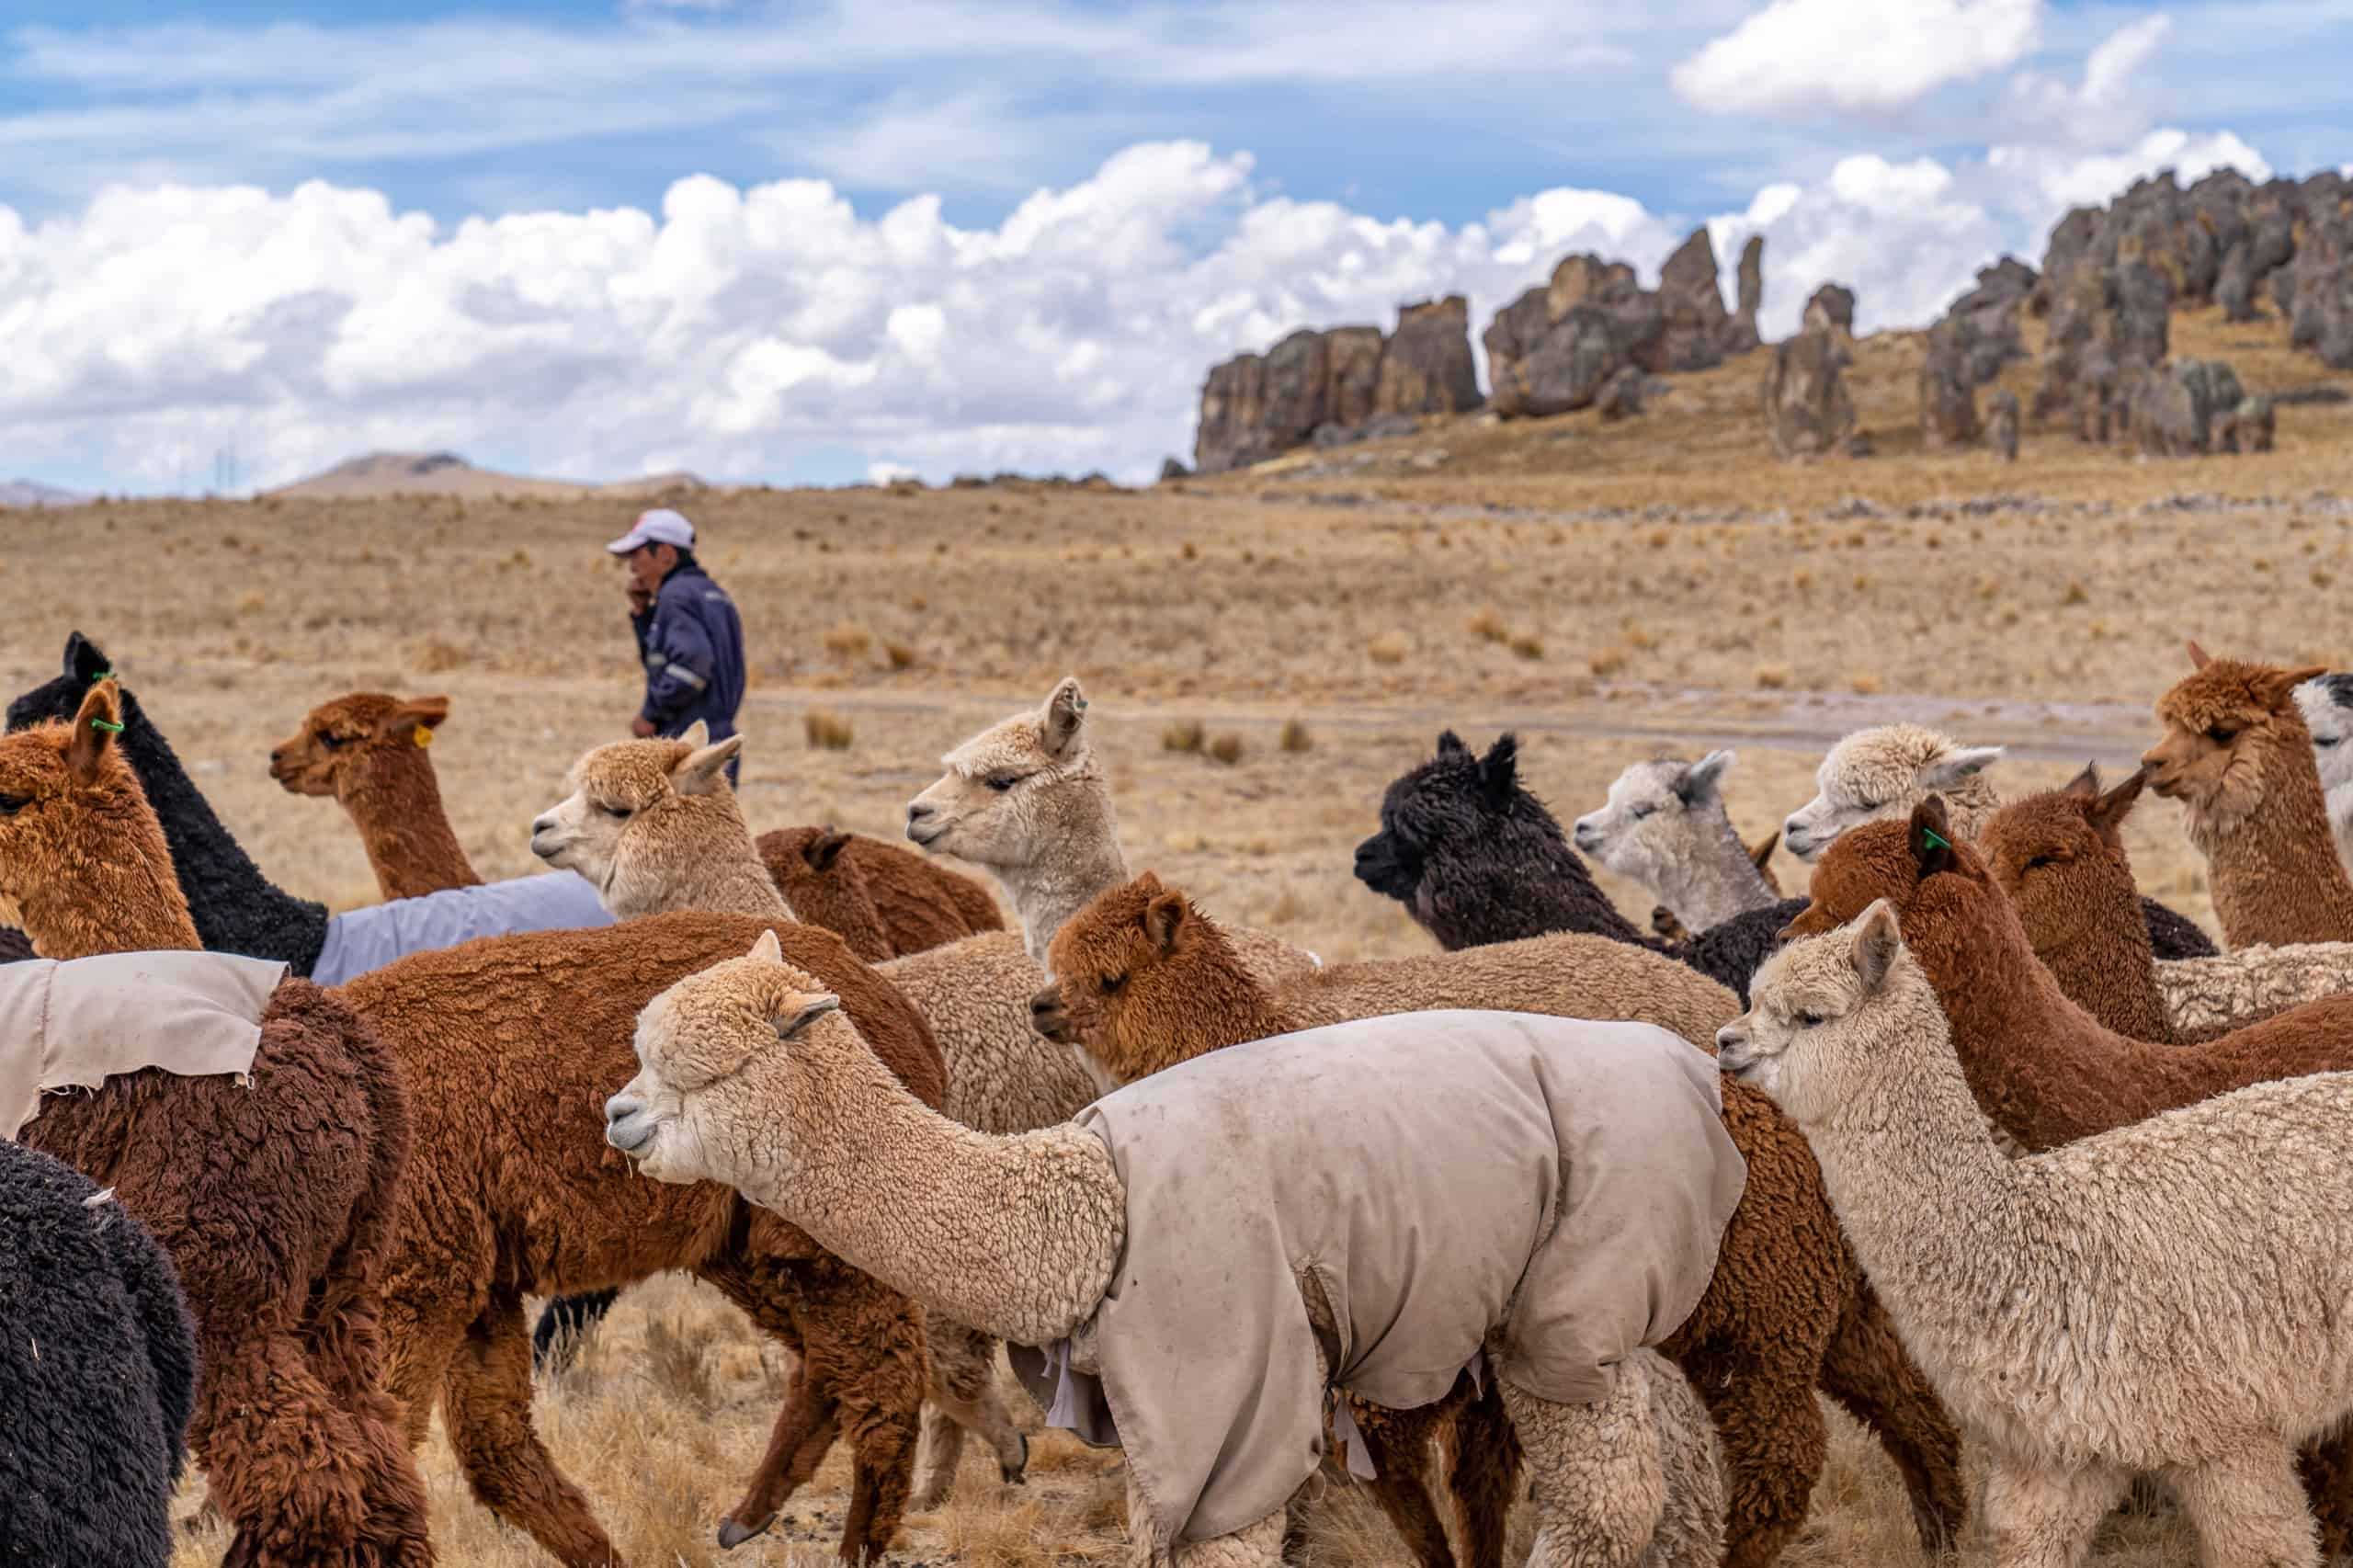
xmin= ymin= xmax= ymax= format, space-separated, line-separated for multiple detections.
xmin=2062 ymin=764 xmax=2101 ymax=801
xmin=1478 ymin=734 xmax=1520 ymax=804
xmin=803 ymin=828 xmax=850 ymax=871
xmin=776 ymin=994 xmax=841 ymax=1040
xmin=749 ymin=928 xmax=784 ymax=963
xmin=1851 ymin=900 xmax=1902 ymax=993
xmin=1436 ymin=730 xmax=1469 ymax=758
xmin=2090 ymin=769 xmax=2148 ymax=840
xmin=1920 ymin=745 xmax=2002 ymax=790
xmin=673 ymin=733 xmax=744 ymax=795
xmin=1910 ymin=797 xmax=1956 ymax=878
xmin=381 ymin=696 xmax=451 ymax=743
xmin=1143 ymin=888 xmax=1188 ymax=954
xmin=1040 ymin=676 xmax=1088 ymax=758
xmin=67 ymin=680 xmax=120 ymax=786
xmin=2187 ymin=640 xmax=2211 ymax=670
xmin=1749 ymin=830 xmax=1779 ymax=874
xmin=65 ymin=632 xmax=110 ymax=685
xmin=2263 ymin=665 xmax=2332 ymax=708
xmin=678 ymin=719 xmax=710 ymax=748
xmin=1678 ymin=749 xmax=1734 ymax=804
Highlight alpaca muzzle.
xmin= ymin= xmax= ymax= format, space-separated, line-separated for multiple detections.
xmin=1029 ymin=984 xmax=1071 ymax=1043
xmin=603 ymin=1093 xmax=654 ymax=1154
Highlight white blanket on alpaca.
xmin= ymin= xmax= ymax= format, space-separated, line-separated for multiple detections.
xmin=1028 ymin=1008 xmax=1745 ymax=1546
xmin=0 ymin=951 xmax=287 ymax=1139
xmin=311 ymin=870 xmax=614 ymax=986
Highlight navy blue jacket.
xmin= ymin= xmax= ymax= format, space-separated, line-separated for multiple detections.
xmin=632 ymin=564 xmax=745 ymax=746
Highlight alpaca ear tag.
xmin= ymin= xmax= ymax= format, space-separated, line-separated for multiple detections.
xmin=91 ymin=717 xmax=123 ymax=733
xmin=414 ymin=725 xmax=433 ymax=747
xmin=1920 ymin=828 xmax=1951 ymax=852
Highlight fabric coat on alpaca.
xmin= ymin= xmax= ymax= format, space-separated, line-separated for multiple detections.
xmin=1028 ymin=1011 xmax=1746 ymax=1545
xmin=0 ymin=1142 xmax=197 ymax=1568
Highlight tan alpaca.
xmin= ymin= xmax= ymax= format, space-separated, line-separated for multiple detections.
xmin=529 ymin=728 xmax=1030 ymax=1503
xmin=269 ymin=691 xmax=480 ymax=901
xmin=2145 ymin=643 xmax=2353 ymax=948
xmin=608 ymin=932 xmax=1737 ymax=1568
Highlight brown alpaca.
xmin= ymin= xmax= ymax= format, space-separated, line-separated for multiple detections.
xmin=0 ymin=682 xmax=432 ymax=1565
xmin=1038 ymin=873 xmax=1971 ymax=1568
xmin=269 ymin=692 xmax=482 ymax=901
xmin=2145 ymin=643 xmax=2353 ymax=947
xmin=7 ymin=696 xmax=949 ymax=1566
xmin=1786 ymin=796 xmax=2353 ymax=1551
xmin=757 ymin=825 xmax=1005 ymax=960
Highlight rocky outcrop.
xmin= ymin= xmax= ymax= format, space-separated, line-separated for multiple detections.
xmin=2218 ymin=395 xmax=2276 ymax=453
xmin=1802 ymin=283 xmax=1856 ymax=335
xmin=1596 ymin=366 xmax=1650 ymax=421
xmin=1763 ymin=328 xmax=1858 ymax=459
xmin=1484 ymin=230 xmax=1763 ymax=420
xmin=2124 ymin=359 xmax=2245 ymax=456
xmin=1920 ymin=260 xmax=2034 ymax=448
xmin=2035 ymin=257 xmax=2171 ymax=440
xmin=1987 ymin=390 xmax=2020 ymax=460
xmin=1193 ymin=298 xmax=1483 ymax=472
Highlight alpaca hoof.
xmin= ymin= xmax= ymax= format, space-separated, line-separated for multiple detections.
xmin=1001 ymin=1432 xmax=1029 ymax=1485
xmin=719 ymin=1514 xmax=774 ymax=1550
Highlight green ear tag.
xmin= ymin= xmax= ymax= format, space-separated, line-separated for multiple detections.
xmin=91 ymin=718 xmax=124 ymax=733
xmin=1921 ymin=828 xmax=1951 ymax=852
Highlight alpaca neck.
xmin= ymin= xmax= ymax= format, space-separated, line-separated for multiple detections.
xmin=1005 ymin=781 xmax=1128 ymax=963
xmin=2028 ymin=878 xmax=2178 ymax=1044
xmin=338 ymin=751 xmax=480 ymax=901
xmin=613 ymin=803 xmax=794 ymax=922
xmin=1796 ymin=978 xmax=2046 ymax=1421
xmin=1656 ymin=812 xmax=1779 ymax=931
xmin=1117 ymin=937 xmax=1297 ymax=1079
xmin=737 ymin=1031 xmax=1125 ymax=1346
xmin=2189 ymin=733 xmax=2353 ymax=947
xmin=118 ymin=699 xmax=327 ymax=968
xmin=1908 ymin=881 xmax=2188 ymax=1148
xmin=15 ymin=799 xmax=201 ymax=957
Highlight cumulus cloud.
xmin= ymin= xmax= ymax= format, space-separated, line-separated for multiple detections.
xmin=0 ymin=119 xmax=2286 ymax=493
xmin=1673 ymin=0 xmax=2042 ymax=116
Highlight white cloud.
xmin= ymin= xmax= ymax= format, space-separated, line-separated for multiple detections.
xmin=866 ymin=460 xmax=918 ymax=484
xmin=1986 ymin=128 xmax=2272 ymax=225
xmin=2001 ymin=14 xmax=2174 ymax=144
xmin=1673 ymin=0 xmax=2042 ymax=116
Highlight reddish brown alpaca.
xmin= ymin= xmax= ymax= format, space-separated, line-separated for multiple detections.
xmin=1039 ymin=872 xmax=1970 ymax=1568
xmin=756 ymin=825 xmax=1004 ymax=960
xmin=19 ymin=685 xmax=948 ymax=1567
xmin=1975 ymin=768 xmax=2185 ymax=1043
xmin=1785 ymin=796 xmax=2353 ymax=1551
xmin=270 ymin=692 xmax=481 ymax=901
xmin=2144 ymin=643 xmax=2353 ymax=947
xmin=0 ymin=681 xmax=432 ymax=1566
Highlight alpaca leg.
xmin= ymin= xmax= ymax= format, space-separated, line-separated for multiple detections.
xmin=1814 ymin=1278 xmax=1969 ymax=1554
xmin=195 ymin=1319 xmax=378 ymax=1568
xmin=2296 ymin=1432 xmax=2353 ymax=1559
xmin=718 ymin=1362 xmax=842 ymax=1550
xmin=1443 ymin=1374 xmax=1525 ymax=1568
xmin=1125 ymin=1472 xmax=1286 ymax=1568
xmin=917 ymin=1319 xmax=1028 ymax=1509
xmin=533 ymin=1288 xmax=620 ymax=1372
xmin=1355 ymin=1398 xmax=1461 ymax=1568
xmin=1496 ymin=1369 xmax=1666 ymax=1568
xmin=793 ymin=1258 xmax=926 ymax=1564
xmin=438 ymin=1296 xmax=620 ymax=1567
xmin=298 ymin=1283 xmax=436 ymax=1568
xmin=2165 ymin=1441 xmax=2322 ymax=1568
xmin=1980 ymin=1458 xmax=2130 ymax=1568
xmin=1682 ymin=1344 xmax=1822 ymax=1568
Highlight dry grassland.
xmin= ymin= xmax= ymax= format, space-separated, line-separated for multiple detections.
xmin=5 ymin=301 xmax=2347 ymax=1565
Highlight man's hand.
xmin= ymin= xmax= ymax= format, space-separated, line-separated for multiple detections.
xmin=631 ymin=716 xmax=658 ymax=738
xmin=626 ymin=585 xmax=654 ymax=616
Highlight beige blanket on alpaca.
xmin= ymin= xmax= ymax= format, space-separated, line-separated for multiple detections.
xmin=1046 ymin=1008 xmax=1745 ymax=1546
xmin=0 ymin=952 xmax=287 ymax=1139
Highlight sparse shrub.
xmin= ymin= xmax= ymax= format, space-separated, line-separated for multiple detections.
xmin=236 ymin=590 xmax=267 ymax=616
xmin=1509 ymin=634 xmax=1545 ymax=660
xmin=412 ymin=638 xmax=469 ymax=674
xmin=884 ymin=642 xmax=918 ymax=671
xmin=641 ymin=1313 xmax=717 ymax=1413
xmin=1756 ymin=665 xmax=1791 ymax=689
xmin=2061 ymin=581 xmax=2089 ymax=607
xmin=1850 ymin=671 xmax=1884 ymax=695
xmin=1368 ymin=631 xmax=1409 ymax=665
xmin=1279 ymin=720 xmax=1313 ymax=753
xmin=804 ymin=710 xmax=855 ymax=751
xmin=1161 ymin=721 xmax=1205 ymax=754
xmin=1207 ymin=733 xmax=1245 ymax=766
xmin=1466 ymin=607 xmax=1508 ymax=643
xmin=822 ymin=621 xmax=873 ymax=660
xmin=1588 ymin=647 xmax=1629 ymax=678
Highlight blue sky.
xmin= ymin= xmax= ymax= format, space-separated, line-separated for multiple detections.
xmin=1 ymin=0 xmax=2345 ymax=494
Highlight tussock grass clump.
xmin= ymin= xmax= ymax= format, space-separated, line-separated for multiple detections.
xmin=1755 ymin=665 xmax=1792 ymax=689
xmin=1162 ymin=721 xmax=1205 ymax=754
xmin=411 ymin=637 xmax=469 ymax=674
xmin=822 ymin=621 xmax=874 ymax=660
xmin=1367 ymin=631 xmax=1409 ymax=665
xmin=804 ymin=710 xmax=855 ymax=750
xmin=1589 ymin=647 xmax=1630 ymax=678
xmin=1509 ymin=633 xmax=1545 ymax=660
xmin=1208 ymin=733 xmax=1245 ymax=766
xmin=1279 ymin=720 xmax=1313 ymax=753
xmin=885 ymin=641 xmax=918 ymax=670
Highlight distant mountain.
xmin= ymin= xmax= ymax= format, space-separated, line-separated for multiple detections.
xmin=0 ymin=478 xmax=90 ymax=508
xmin=269 ymin=451 xmax=707 ymax=501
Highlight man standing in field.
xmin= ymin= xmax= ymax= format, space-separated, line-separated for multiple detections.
xmin=609 ymin=506 xmax=745 ymax=785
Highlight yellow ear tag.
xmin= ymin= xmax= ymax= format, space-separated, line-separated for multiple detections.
xmin=414 ymin=725 xmax=433 ymax=747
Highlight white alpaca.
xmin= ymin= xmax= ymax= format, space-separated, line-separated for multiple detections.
xmin=1720 ymin=903 xmax=2353 ymax=1568
xmin=1573 ymin=752 xmax=1780 ymax=932
xmin=2296 ymin=674 xmax=2353 ymax=880
xmin=1779 ymin=724 xmax=2003 ymax=862
xmin=607 ymin=935 xmax=1741 ymax=1568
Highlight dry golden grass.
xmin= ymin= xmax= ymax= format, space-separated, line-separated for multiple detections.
xmin=15 ymin=312 xmax=2335 ymax=1563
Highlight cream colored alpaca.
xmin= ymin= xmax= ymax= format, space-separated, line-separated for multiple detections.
xmin=1779 ymin=724 xmax=2003 ymax=863
xmin=1573 ymin=753 xmax=1780 ymax=932
xmin=529 ymin=726 xmax=1029 ymax=1505
xmin=607 ymin=933 xmax=1729 ymax=1568
xmin=1720 ymin=904 xmax=2353 ymax=1568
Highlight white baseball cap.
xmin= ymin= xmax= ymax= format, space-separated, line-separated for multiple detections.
xmin=606 ymin=508 xmax=696 ymax=555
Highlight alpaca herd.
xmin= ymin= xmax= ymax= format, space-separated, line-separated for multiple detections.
xmin=6 ymin=626 xmax=2353 ymax=1568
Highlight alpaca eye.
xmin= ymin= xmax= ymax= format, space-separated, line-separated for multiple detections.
xmin=2025 ymin=855 xmax=2054 ymax=871
xmin=318 ymin=733 xmax=345 ymax=751
xmin=2207 ymin=726 xmax=2237 ymax=745
xmin=600 ymin=801 xmax=633 ymax=819
xmin=0 ymin=794 xmax=26 ymax=817
xmin=1796 ymin=1011 xmax=1824 ymax=1028
xmin=2318 ymin=735 xmax=2342 ymax=749
xmin=1101 ymin=973 xmax=1126 ymax=994
xmin=985 ymin=774 xmax=1017 ymax=793
xmin=1630 ymin=804 xmax=1655 ymax=821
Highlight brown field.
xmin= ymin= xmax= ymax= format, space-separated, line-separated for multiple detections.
xmin=8 ymin=301 xmax=2349 ymax=1566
